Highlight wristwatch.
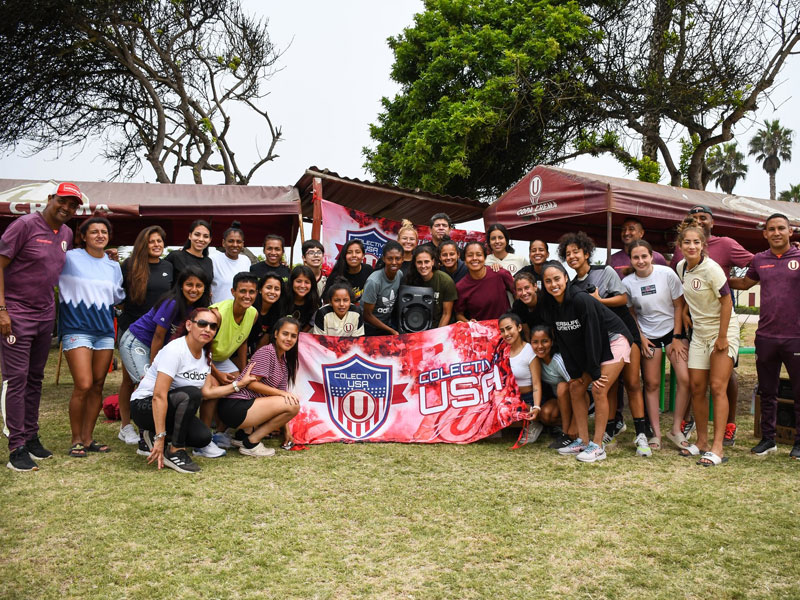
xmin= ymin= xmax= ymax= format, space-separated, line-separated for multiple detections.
xmin=233 ymin=382 xmax=240 ymax=393
xmin=154 ymin=431 xmax=167 ymax=441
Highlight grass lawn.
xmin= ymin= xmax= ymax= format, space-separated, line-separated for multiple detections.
xmin=2 ymin=332 xmax=800 ymax=600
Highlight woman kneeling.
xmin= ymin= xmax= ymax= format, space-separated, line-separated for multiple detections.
xmin=219 ymin=317 xmax=302 ymax=456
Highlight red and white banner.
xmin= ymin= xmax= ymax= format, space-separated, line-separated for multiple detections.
xmin=319 ymin=198 xmax=485 ymax=272
xmin=290 ymin=321 xmax=525 ymax=444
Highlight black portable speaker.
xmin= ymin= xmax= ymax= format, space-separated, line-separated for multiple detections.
xmin=398 ymin=285 xmax=434 ymax=333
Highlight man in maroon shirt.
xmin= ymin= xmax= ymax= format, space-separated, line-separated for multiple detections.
xmin=607 ymin=217 xmax=667 ymax=277
xmin=0 ymin=183 xmax=81 ymax=471
xmin=671 ymin=205 xmax=753 ymax=445
xmin=729 ymin=213 xmax=800 ymax=459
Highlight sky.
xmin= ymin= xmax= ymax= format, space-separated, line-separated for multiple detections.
xmin=2 ymin=1 xmax=798 ymax=212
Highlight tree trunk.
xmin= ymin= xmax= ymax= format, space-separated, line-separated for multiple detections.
xmin=769 ymin=171 xmax=777 ymax=201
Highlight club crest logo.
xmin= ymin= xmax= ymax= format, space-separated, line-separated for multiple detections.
xmin=323 ymin=355 xmax=393 ymax=439
xmin=788 ymin=259 xmax=799 ymax=271
xmin=61 ymin=241 xmax=68 ymax=252
xmin=345 ymin=228 xmax=393 ymax=267
xmin=691 ymin=278 xmax=702 ymax=290
xmin=344 ymin=322 xmax=355 ymax=333
xmin=528 ymin=175 xmax=543 ymax=204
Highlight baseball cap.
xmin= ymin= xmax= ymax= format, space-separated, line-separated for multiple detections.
xmin=54 ymin=182 xmax=83 ymax=201
xmin=687 ymin=205 xmax=712 ymax=216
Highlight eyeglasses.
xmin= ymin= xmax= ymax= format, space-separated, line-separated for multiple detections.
xmin=192 ymin=319 xmax=218 ymax=331
xmin=305 ymin=250 xmax=323 ymax=257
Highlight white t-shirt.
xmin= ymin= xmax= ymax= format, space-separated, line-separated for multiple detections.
xmin=623 ymin=265 xmax=683 ymax=338
xmin=210 ymin=250 xmax=252 ymax=304
xmin=509 ymin=343 xmax=536 ymax=387
xmin=485 ymin=253 xmax=529 ymax=275
xmin=131 ymin=337 xmax=210 ymax=401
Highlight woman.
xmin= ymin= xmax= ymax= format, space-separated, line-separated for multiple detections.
xmin=624 ymin=240 xmax=690 ymax=450
xmin=455 ymin=242 xmax=515 ymax=322
xmin=119 ymin=266 xmax=211 ymax=387
xmin=675 ymin=217 xmax=739 ymax=467
xmin=247 ymin=274 xmax=285 ymax=354
xmin=485 ymin=223 xmax=529 ymax=275
xmin=164 ymin=219 xmax=214 ymax=282
xmin=210 ymin=221 xmax=252 ymax=304
xmin=559 ymin=231 xmax=651 ymax=456
xmin=518 ymin=239 xmax=549 ymax=288
xmin=286 ymin=265 xmax=320 ymax=332
xmin=530 ymin=325 xmax=575 ymax=447
xmin=499 ymin=313 xmax=544 ymax=442
xmin=312 ymin=281 xmax=365 ymax=336
xmin=116 ymin=226 xmax=173 ymax=445
xmin=322 ymin=239 xmax=374 ymax=303
xmin=59 ymin=217 xmax=125 ymax=458
xmin=219 ymin=317 xmax=303 ymax=455
xmin=438 ymin=240 xmax=468 ymax=283
xmin=363 ymin=241 xmax=404 ymax=336
xmin=130 ymin=308 xmax=252 ymax=473
xmin=511 ymin=271 xmax=545 ymax=340
xmin=403 ymin=245 xmax=457 ymax=328
xmin=377 ymin=220 xmax=418 ymax=275
xmin=539 ymin=261 xmax=632 ymax=462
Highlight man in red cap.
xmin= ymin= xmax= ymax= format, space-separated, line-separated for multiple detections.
xmin=0 ymin=182 xmax=82 ymax=471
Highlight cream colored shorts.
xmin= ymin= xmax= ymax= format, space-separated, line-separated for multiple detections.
xmin=687 ymin=333 xmax=739 ymax=370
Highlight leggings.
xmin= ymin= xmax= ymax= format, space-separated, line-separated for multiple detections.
xmin=130 ymin=386 xmax=211 ymax=449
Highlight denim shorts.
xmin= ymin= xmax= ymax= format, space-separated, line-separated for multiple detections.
xmin=118 ymin=329 xmax=151 ymax=383
xmin=62 ymin=333 xmax=116 ymax=352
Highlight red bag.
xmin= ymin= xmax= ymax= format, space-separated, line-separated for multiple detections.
xmin=102 ymin=394 xmax=121 ymax=421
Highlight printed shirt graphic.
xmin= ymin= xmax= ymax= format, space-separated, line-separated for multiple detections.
xmin=131 ymin=337 xmax=210 ymax=401
xmin=485 ymin=253 xmax=530 ymax=275
xmin=58 ymin=248 xmax=125 ymax=337
xmin=745 ymin=246 xmax=800 ymax=339
xmin=623 ymin=265 xmax=683 ymax=339
xmin=313 ymin=304 xmax=365 ymax=337
xmin=362 ymin=269 xmax=403 ymax=326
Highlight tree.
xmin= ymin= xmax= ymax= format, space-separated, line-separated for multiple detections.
xmin=748 ymin=119 xmax=794 ymax=201
xmin=0 ymin=0 xmax=283 ymax=184
xmin=778 ymin=183 xmax=800 ymax=202
xmin=363 ymin=0 xmax=599 ymax=199
xmin=706 ymin=142 xmax=748 ymax=195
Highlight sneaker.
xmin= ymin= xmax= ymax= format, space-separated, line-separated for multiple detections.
xmin=118 ymin=424 xmax=139 ymax=445
xmin=751 ymin=438 xmax=777 ymax=456
xmin=614 ymin=419 xmax=627 ymax=438
xmin=549 ymin=433 xmax=574 ymax=449
xmin=231 ymin=429 xmax=248 ymax=448
xmin=163 ymin=447 xmax=201 ymax=473
xmin=192 ymin=441 xmax=226 ymax=458
xmin=790 ymin=443 xmax=800 ymax=460
xmin=602 ymin=431 xmax=617 ymax=448
xmin=723 ymin=423 xmax=736 ymax=446
xmin=558 ymin=438 xmax=586 ymax=455
xmin=527 ymin=421 xmax=545 ymax=444
xmin=212 ymin=431 xmax=233 ymax=449
xmin=239 ymin=442 xmax=276 ymax=457
xmin=681 ymin=418 xmax=696 ymax=439
xmin=576 ymin=441 xmax=607 ymax=463
xmin=26 ymin=436 xmax=53 ymax=460
xmin=7 ymin=446 xmax=39 ymax=471
xmin=136 ymin=434 xmax=151 ymax=457
xmin=634 ymin=433 xmax=652 ymax=457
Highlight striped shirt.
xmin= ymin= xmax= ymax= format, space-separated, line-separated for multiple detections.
xmin=229 ymin=343 xmax=288 ymax=399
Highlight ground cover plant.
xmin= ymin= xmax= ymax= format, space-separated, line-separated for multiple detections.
xmin=2 ymin=326 xmax=799 ymax=600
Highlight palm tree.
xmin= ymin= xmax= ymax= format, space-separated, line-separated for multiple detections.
xmin=748 ymin=119 xmax=794 ymax=201
xmin=779 ymin=183 xmax=800 ymax=202
xmin=706 ymin=142 xmax=748 ymax=194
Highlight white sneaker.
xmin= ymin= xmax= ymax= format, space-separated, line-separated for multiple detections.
xmin=212 ymin=431 xmax=233 ymax=449
xmin=118 ymin=424 xmax=139 ymax=445
xmin=558 ymin=438 xmax=586 ymax=455
xmin=528 ymin=421 xmax=544 ymax=444
xmin=634 ymin=433 xmax=652 ymax=457
xmin=239 ymin=443 xmax=276 ymax=457
xmin=192 ymin=440 xmax=226 ymax=458
xmin=576 ymin=441 xmax=607 ymax=463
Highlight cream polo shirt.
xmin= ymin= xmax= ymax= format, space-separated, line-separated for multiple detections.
xmin=676 ymin=257 xmax=739 ymax=340
xmin=485 ymin=253 xmax=529 ymax=275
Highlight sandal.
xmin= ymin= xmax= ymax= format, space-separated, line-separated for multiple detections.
xmin=68 ymin=443 xmax=86 ymax=458
xmin=648 ymin=437 xmax=661 ymax=450
xmin=666 ymin=430 xmax=688 ymax=449
xmin=678 ymin=444 xmax=701 ymax=457
xmin=85 ymin=440 xmax=111 ymax=453
xmin=697 ymin=451 xmax=729 ymax=467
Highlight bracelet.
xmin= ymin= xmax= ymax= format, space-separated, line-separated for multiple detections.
xmin=233 ymin=382 xmax=240 ymax=393
xmin=0 ymin=306 xmax=6 ymax=312
xmin=154 ymin=431 xmax=167 ymax=441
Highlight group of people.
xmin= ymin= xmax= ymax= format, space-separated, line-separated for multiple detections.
xmin=1 ymin=183 xmax=798 ymax=473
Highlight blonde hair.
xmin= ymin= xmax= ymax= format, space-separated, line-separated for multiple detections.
xmin=676 ymin=216 xmax=707 ymax=255
xmin=397 ymin=219 xmax=418 ymax=242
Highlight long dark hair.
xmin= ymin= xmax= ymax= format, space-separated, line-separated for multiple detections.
xmin=182 ymin=219 xmax=212 ymax=256
xmin=124 ymin=225 xmax=166 ymax=305
xmin=255 ymin=273 xmax=286 ymax=313
xmin=404 ymin=245 xmax=438 ymax=286
xmin=287 ymin=265 xmax=320 ymax=311
xmin=486 ymin=223 xmax=514 ymax=254
xmin=153 ymin=264 xmax=211 ymax=325
xmin=329 ymin=239 xmax=365 ymax=279
xmin=171 ymin=307 xmax=216 ymax=365
xmin=272 ymin=316 xmax=301 ymax=385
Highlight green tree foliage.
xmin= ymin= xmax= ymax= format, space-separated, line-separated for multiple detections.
xmin=706 ymin=142 xmax=748 ymax=195
xmin=0 ymin=0 xmax=283 ymax=184
xmin=363 ymin=0 xmax=598 ymax=199
xmin=748 ymin=119 xmax=794 ymax=201
xmin=778 ymin=183 xmax=800 ymax=203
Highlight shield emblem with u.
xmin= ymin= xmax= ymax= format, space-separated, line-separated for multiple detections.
xmin=345 ymin=228 xmax=393 ymax=267
xmin=323 ymin=355 xmax=393 ymax=439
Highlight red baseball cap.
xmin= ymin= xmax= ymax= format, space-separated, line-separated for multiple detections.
xmin=54 ymin=182 xmax=83 ymax=201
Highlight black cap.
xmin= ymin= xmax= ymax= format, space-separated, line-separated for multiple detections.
xmin=688 ymin=205 xmax=713 ymax=216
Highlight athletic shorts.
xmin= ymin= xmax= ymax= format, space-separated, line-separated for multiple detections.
xmin=602 ymin=335 xmax=632 ymax=366
xmin=62 ymin=333 xmax=115 ymax=352
xmin=217 ymin=397 xmax=254 ymax=429
xmin=649 ymin=331 xmax=674 ymax=348
xmin=687 ymin=334 xmax=739 ymax=370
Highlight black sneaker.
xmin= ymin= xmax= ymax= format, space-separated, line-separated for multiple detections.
xmin=790 ymin=443 xmax=800 ymax=460
xmin=614 ymin=419 xmax=627 ymax=438
xmin=231 ymin=429 xmax=248 ymax=448
xmin=26 ymin=436 xmax=53 ymax=460
xmin=548 ymin=433 xmax=574 ymax=449
xmin=136 ymin=432 xmax=151 ymax=457
xmin=7 ymin=446 xmax=39 ymax=472
xmin=681 ymin=417 xmax=696 ymax=438
xmin=163 ymin=447 xmax=201 ymax=473
xmin=751 ymin=438 xmax=777 ymax=456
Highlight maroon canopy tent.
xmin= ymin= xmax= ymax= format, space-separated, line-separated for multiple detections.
xmin=0 ymin=179 xmax=301 ymax=246
xmin=482 ymin=166 xmax=800 ymax=255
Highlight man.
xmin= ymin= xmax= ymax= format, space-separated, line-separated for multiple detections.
xmin=249 ymin=234 xmax=290 ymax=282
xmin=671 ymin=205 xmax=754 ymax=445
xmin=302 ymin=239 xmax=327 ymax=297
xmin=429 ymin=213 xmax=453 ymax=249
xmin=608 ymin=217 xmax=668 ymax=277
xmin=0 ymin=183 xmax=82 ymax=471
xmin=728 ymin=213 xmax=800 ymax=459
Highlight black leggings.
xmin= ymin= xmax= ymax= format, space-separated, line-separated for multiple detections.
xmin=130 ymin=386 xmax=211 ymax=449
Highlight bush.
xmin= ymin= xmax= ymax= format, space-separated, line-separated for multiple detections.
xmin=734 ymin=305 xmax=759 ymax=315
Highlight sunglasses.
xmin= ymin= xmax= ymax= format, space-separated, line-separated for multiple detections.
xmin=192 ymin=319 xmax=218 ymax=331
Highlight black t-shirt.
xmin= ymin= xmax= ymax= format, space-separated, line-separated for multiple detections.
xmin=165 ymin=250 xmax=214 ymax=283
xmin=119 ymin=259 xmax=174 ymax=333
xmin=323 ymin=264 xmax=374 ymax=303
xmin=288 ymin=301 xmax=316 ymax=329
xmin=517 ymin=265 xmax=543 ymax=289
xmin=247 ymin=301 xmax=283 ymax=355
xmin=511 ymin=298 xmax=544 ymax=332
xmin=249 ymin=262 xmax=290 ymax=283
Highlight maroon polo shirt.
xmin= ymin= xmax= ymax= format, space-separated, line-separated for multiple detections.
xmin=745 ymin=246 xmax=800 ymax=339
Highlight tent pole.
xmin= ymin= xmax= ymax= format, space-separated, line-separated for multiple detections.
xmin=606 ymin=210 xmax=612 ymax=264
xmin=311 ymin=177 xmax=323 ymax=241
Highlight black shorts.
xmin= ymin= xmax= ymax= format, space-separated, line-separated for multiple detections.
xmin=217 ymin=397 xmax=254 ymax=429
xmin=649 ymin=331 xmax=674 ymax=348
